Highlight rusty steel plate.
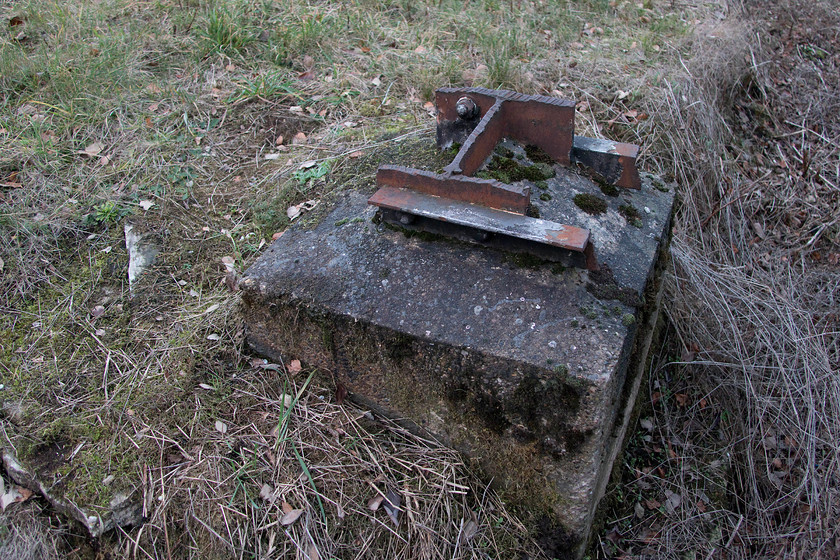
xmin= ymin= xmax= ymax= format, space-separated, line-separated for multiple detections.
xmin=377 ymin=164 xmax=530 ymax=214
xmin=369 ymin=186 xmax=590 ymax=253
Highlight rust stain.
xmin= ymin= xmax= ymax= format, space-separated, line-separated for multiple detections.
xmin=544 ymin=227 xmax=589 ymax=252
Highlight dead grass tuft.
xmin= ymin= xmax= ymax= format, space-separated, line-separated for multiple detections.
xmin=0 ymin=501 xmax=67 ymax=560
xmin=601 ymin=1 xmax=840 ymax=557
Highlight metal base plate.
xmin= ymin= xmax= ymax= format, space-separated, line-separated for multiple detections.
xmin=370 ymin=186 xmax=595 ymax=269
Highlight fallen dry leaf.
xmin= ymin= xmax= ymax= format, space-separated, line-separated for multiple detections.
xmin=225 ymin=270 xmax=239 ymax=292
xmin=282 ymin=500 xmax=293 ymax=515
xmin=335 ymin=383 xmax=347 ymax=405
xmin=665 ymin=489 xmax=681 ymax=512
xmin=634 ymin=501 xmax=645 ymax=518
xmin=260 ymin=483 xmax=275 ymax=502
xmin=383 ymin=488 xmax=401 ymax=526
xmin=0 ymin=480 xmax=26 ymax=511
xmin=287 ymin=205 xmax=302 ymax=220
xmin=306 ymin=541 xmax=319 ymax=560
xmin=292 ymin=131 xmax=307 ymax=144
xmin=288 ymin=359 xmax=302 ymax=375
xmin=79 ymin=142 xmax=104 ymax=157
xmin=17 ymin=487 xmax=32 ymax=502
xmin=367 ymin=494 xmax=384 ymax=511
xmin=461 ymin=519 xmax=478 ymax=542
xmin=215 ymin=420 xmax=227 ymax=434
xmin=138 ymin=200 xmax=154 ymax=211
xmin=280 ymin=508 xmax=304 ymax=526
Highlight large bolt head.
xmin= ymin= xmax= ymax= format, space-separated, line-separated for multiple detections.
xmin=455 ymin=97 xmax=479 ymax=119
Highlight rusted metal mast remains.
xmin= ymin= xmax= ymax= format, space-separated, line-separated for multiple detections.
xmin=368 ymin=87 xmax=641 ymax=270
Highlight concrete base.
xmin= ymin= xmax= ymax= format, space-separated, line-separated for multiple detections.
xmin=240 ymin=160 xmax=673 ymax=557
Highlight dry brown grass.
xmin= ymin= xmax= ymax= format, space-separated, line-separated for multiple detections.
xmin=0 ymin=500 xmax=69 ymax=560
xmin=116 ymin=362 xmax=542 ymax=559
xmin=597 ymin=1 xmax=840 ymax=557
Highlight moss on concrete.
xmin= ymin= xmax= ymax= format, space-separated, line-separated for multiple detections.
xmin=481 ymin=155 xmax=556 ymax=184
xmin=619 ymin=204 xmax=643 ymax=228
xmin=573 ymin=193 xmax=607 ymax=215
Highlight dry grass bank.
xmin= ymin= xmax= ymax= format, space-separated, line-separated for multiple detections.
xmin=598 ymin=1 xmax=839 ymax=557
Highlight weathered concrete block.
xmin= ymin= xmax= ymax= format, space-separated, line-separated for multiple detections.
xmin=241 ymin=159 xmax=673 ymax=557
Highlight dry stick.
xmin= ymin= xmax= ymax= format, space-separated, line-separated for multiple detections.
xmin=162 ymin=509 xmax=173 ymax=560
xmin=101 ymin=351 xmax=111 ymax=401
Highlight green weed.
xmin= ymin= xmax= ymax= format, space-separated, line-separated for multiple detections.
xmin=481 ymin=31 xmax=522 ymax=89
xmin=292 ymin=160 xmax=331 ymax=187
xmin=228 ymin=73 xmax=301 ymax=103
xmin=86 ymin=200 xmax=130 ymax=225
xmin=203 ymin=7 xmax=252 ymax=53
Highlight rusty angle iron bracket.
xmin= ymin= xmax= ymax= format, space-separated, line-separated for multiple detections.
xmin=368 ymin=87 xmax=642 ymax=270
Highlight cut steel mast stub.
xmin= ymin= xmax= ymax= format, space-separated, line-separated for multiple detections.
xmin=368 ymin=87 xmax=643 ymax=270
